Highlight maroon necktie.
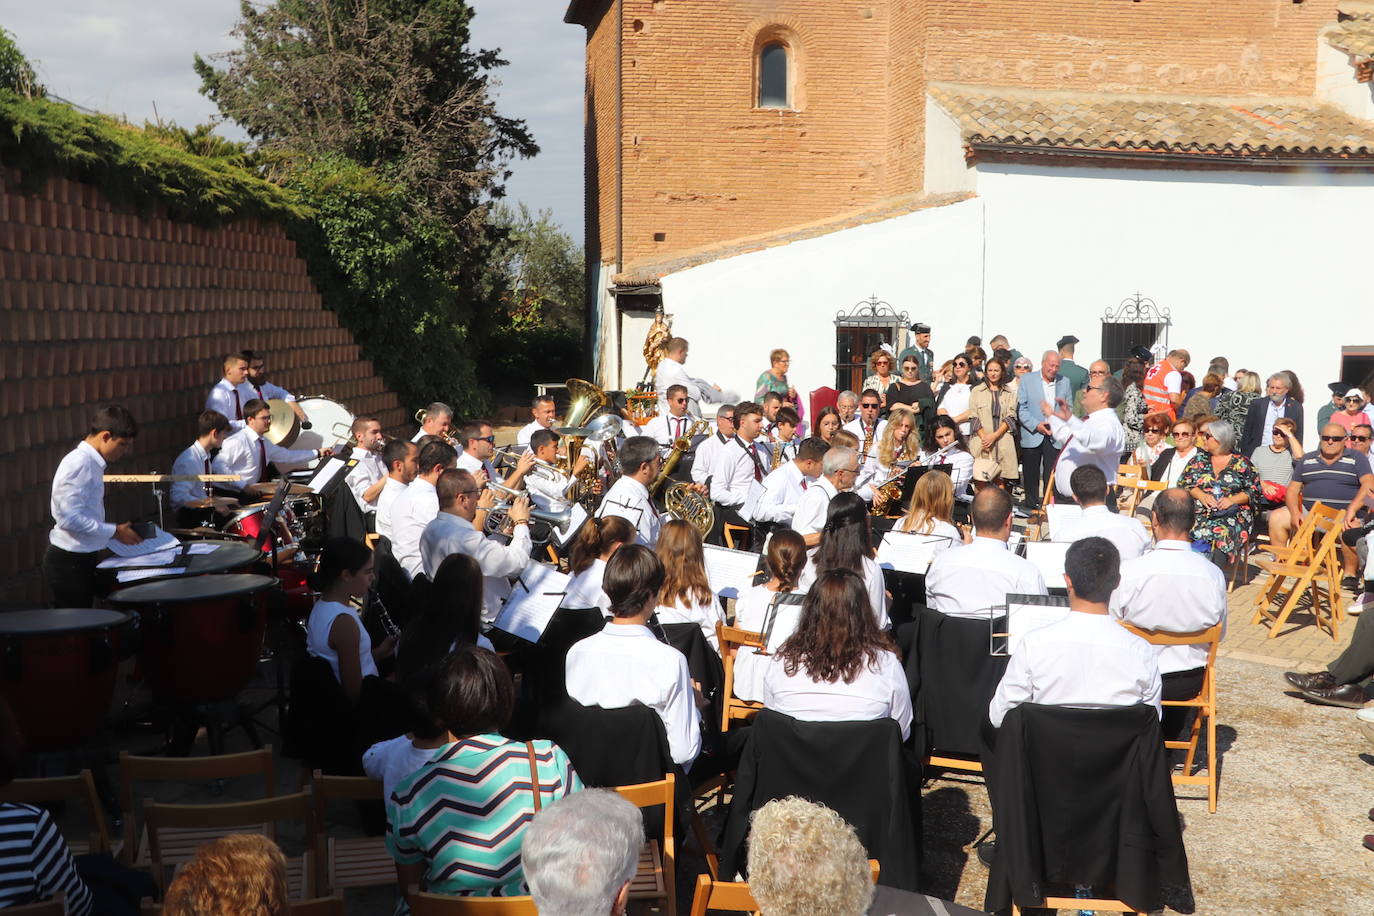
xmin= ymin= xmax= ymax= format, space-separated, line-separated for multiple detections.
xmin=802 ymin=479 xmax=809 ymax=490
xmin=257 ymin=438 xmax=269 ymax=483
xmin=232 ymin=389 xmax=242 ymax=421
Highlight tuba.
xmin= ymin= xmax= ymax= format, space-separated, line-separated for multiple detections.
xmin=650 ymin=419 xmax=713 ymax=539
xmin=556 ymin=379 xmax=619 ymax=513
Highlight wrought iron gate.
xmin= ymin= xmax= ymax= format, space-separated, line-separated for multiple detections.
xmin=834 ymin=296 xmax=909 ymax=392
xmin=1100 ymin=293 xmax=1170 ymax=369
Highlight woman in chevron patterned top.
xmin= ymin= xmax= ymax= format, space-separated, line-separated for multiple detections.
xmin=386 ymin=644 xmax=583 ymax=905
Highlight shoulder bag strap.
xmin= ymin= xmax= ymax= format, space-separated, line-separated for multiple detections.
xmin=526 ymin=741 xmax=542 ymax=811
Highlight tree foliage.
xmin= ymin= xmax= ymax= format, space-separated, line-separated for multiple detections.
xmin=195 ymin=0 xmax=538 ymax=414
xmin=0 ymin=28 xmax=42 ymax=98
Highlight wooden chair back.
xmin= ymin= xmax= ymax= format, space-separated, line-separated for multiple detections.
xmin=1116 ymin=464 xmax=1168 ymax=517
xmin=615 ymin=774 xmax=677 ymax=916
xmin=687 ymin=860 xmax=881 ymax=916
xmin=406 ymin=888 xmax=537 ymax=914
xmin=0 ymin=770 xmax=110 ymax=853
xmin=119 ymin=746 xmax=275 ymax=866
xmin=3 ymin=894 xmax=65 ymax=915
xmin=310 ymin=770 xmax=394 ymax=893
xmin=718 ymin=622 xmax=766 ymax=731
xmin=144 ymin=894 xmax=346 ymax=916
xmin=142 ymin=789 xmax=314 ymax=898
xmin=1252 ymin=502 xmax=1346 ymax=640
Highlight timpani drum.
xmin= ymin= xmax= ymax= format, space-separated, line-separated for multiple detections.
xmin=0 ymin=608 xmax=134 ymax=751
xmin=224 ymin=504 xmax=298 ymax=553
xmin=111 ymin=542 xmax=262 ymax=585
xmin=108 ymin=574 xmax=275 ymax=706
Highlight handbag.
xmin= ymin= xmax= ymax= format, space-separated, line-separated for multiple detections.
xmin=1260 ymin=480 xmax=1288 ymax=507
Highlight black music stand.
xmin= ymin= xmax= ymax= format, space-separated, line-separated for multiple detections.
xmin=898 ymin=463 xmax=953 ymax=508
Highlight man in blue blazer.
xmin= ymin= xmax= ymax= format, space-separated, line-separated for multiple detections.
xmin=1016 ymin=351 xmax=1072 ymax=508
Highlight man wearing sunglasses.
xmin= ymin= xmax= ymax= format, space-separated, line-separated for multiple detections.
xmin=842 ymin=391 xmax=888 ymax=466
xmin=691 ymin=406 xmax=736 ymax=490
xmin=1273 ymin=424 xmax=1374 ymax=569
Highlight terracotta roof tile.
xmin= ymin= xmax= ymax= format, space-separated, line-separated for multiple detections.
xmin=1328 ymin=12 xmax=1374 ymax=59
xmin=929 ymin=82 xmax=1374 ymax=159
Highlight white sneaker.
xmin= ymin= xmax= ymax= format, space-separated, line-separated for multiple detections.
xmin=1349 ymin=593 xmax=1373 ymax=617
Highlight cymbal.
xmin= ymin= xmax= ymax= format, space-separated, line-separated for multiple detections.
xmin=265 ymin=399 xmax=300 ymax=446
xmin=185 ymin=497 xmax=240 ymax=510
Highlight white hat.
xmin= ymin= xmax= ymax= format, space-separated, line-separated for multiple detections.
xmin=1345 ymin=388 xmax=1365 ymax=399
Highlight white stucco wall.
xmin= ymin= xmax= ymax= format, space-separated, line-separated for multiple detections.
xmin=654 ymin=163 xmax=1374 ymax=448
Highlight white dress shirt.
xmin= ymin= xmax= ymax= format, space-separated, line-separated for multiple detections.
xmin=731 ymin=586 xmax=806 ymax=703
xmin=455 ymin=450 xmax=497 ymax=482
xmin=247 ymin=380 xmax=296 ymax=403
xmin=799 ymin=556 xmax=890 ymax=629
xmin=516 ymin=420 xmax=553 ymax=450
xmin=375 ymin=477 xmax=408 ymax=540
xmin=710 ymin=436 xmax=764 ymax=507
xmin=48 ymin=441 xmax=116 ymax=553
xmin=561 ymin=559 xmax=611 ymax=613
xmin=213 ymin=427 xmax=318 ymax=490
xmin=566 ymin=624 xmax=702 ymax=766
xmin=989 ymin=611 xmax=1162 ymax=728
xmin=597 ymin=475 xmax=661 ymax=547
xmin=1111 ymin=540 xmax=1227 ymax=674
xmin=206 ymin=378 xmax=256 ymax=429
xmin=762 ymin=649 xmax=912 ymax=740
xmin=344 ymin=451 xmax=387 ymax=514
xmin=170 ymin=441 xmax=215 ymax=509
xmin=842 ymin=418 xmax=888 ymax=463
xmin=653 ymin=356 xmax=704 ymax=412
xmin=792 ymin=475 xmax=838 ymax=541
xmin=692 ymin=432 xmax=732 ymax=486
xmin=523 ymin=467 xmax=573 ymax=514
xmin=641 ymin=412 xmax=698 ymax=455
xmin=925 ymin=536 xmax=1047 ymax=619
xmin=1049 ymin=407 xmax=1126 ymax=498
xmin=420 ymin=511 xmax=531 ymax=622
xmin=1053 ymin=504 xmax=1152 ymax=560
xmin=390 ymin=477 xmax=440 ymax=579
xmin=752 ymin=462 xmax=812 ymax=526
xmin=655 ymin=594 xmax=725 ymax=651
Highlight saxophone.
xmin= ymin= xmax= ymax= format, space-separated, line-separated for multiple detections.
xmin=768 ymin=439 xmax=785 ymax=471
xmin=651 ymin=419 xmax=713 ymax=538
xmin=861 ymin=424 xmax=876 ymax=465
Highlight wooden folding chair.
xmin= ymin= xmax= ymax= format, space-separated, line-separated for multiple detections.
xmin=1120 ymin=621 xmax=1224 ymax=813
xmin=0 ymin=770 xmax=110 ymax=854
xmin=1025 ymin=467 xmax=1058 ymax=541
xmin=1251 ymin=502 xmax=1346 ymax=639
xmin=143 ymin=790 xmax=315 ymax=898
xmin=310 ymin=771 xmax=394 ymax=895
xmin=1013 ymin=896 xmax=1147 ymax=915
xmin=723 ymin=523 xmax=752 ymax=551
xmin=718 ymin=622 xmax=766 ymax=731
xmin=119 ymin=747 xmax=275 ymax=871
xmin=616 ymin=774 xmax=677 ymax=916
xmin=3 ymin=894 xmax=65 ymax=915
xmin=1115 ymin=464 xmax=1167 ymax=521
xmin=687 ymin=860 xmax=880 ymax=915
xmin=290 ymin=895 xmax=347 ymax=916
xmin=406 ymin=888 xmax=537 ymax=914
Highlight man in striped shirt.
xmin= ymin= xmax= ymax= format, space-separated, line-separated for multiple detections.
xmin=1278 ymin=424 xmax=1374 ymax=581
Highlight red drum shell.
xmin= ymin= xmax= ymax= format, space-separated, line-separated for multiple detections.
xmin=225 ymin=505 xmax=297 ymax=555
xmin=109 ymin=574 xmax=274 ymax=706
xmin=0 ymin=608 xmax=133 ymax=751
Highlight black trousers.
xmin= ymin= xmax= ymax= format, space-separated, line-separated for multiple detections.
xmin=1328 ymin=607 xmax=1374 ymax=687
xmin=1161 ymin=666 xmax=1207 ymax=744
xmin=710 ymin=503 xmax=753 ymax=550
xmin=43 ymin=544 xmax=102 ymax=608
xmin=1020 ymin=439 xmax=1060 ymax=508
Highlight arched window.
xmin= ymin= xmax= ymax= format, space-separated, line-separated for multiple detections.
xmin=757 ymin=41 xmax=789 ymax=109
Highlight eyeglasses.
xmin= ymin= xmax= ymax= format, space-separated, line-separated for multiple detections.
xmin=860 ymin=402 xmax=880 ymax=409
xmin=472 ymin=435 xmax=495 ymax=444
xmin=1346 ymin=397 xmax=1365 ymax=403
xmin=1321 ymin=435 xmax=1347 ymax=443
xmin=719 ymin=415 xmax=735 ymax=423
xmin=1014 ymin=364 xmax=1032 ymax=370
xmin=1089 ymin=369 xmax=1108 ymax=376
xmin=1198 ymin=432 xmax=1214 ymax=440
xmin=1349 ymin=435 xmax=1371 ymax=442
xmin=875 ymin=360 xmax=891 ymax=366
xmin=953 ymin=361 xmax=969 ymax=368
xmin=671 ymin=397 xmax=687 ymax=403
xmin=1173 ymin=430 xmax=1194 ymax=437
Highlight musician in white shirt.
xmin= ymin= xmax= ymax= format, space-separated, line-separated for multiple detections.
xmin=375 ymin=439 xmax=418 ymax=541
xmin=793 ymin=446 xmax=858 ymax=549
xmin=213 ymin=399 xmax=329 ymax=490
xmin=1044 ymin=375 xmax=1127 ymax=502
xmin=989 ymin=537 xmax=1161 ymax=728
xmin=653 ymin=337 xmax=722 ymax=415
xmin=798 ymin=493 xmax=890 ymax=630
xmin=566 ymin=545 xmax=703 ymax=767
xmin=762 ymin=567 xmax=911 ymax=739
xmin=918 ymin=416 xmax=975 ymax=502
xmin=343 ymin=416 xmax=388 ymax=518
xmin=925 ymin=487 xmax=1046 ymax=619
xmin=455 ymin=420 xmax=498 ymax=485
xmin=241 ymin=349 xmax=308 ymax=426
xmin=691 ymin=406 xmax=736 ymax=487
xmin=1053 ymin=465 xmax=1151 ymax=560
xmin=391 ymin=439 xmax=457 ymax=579
xmin=516 ymin=395 xmax=557 ymax=450
xmin=420 ymin=469 xmax=531 ymax=622
xmin=653 ymin=520 xmax=725 ymax=650
xmin=732 ymin=531 xmax=809 ymax=703
xmin=171 ymin=410 xmax=235 ymax=527
xmin=709 ymin=401 xmax=766 ymax=545
xmin=411 ymin=402 xmax=453 ymax=444
xmin=842 ymin=390 xmax=888 ymax=467
xmin=560 ymin=516 xmax=637 ymax=613
xmin=859 ymin=406 xmax=920 ymax=507
xmin=205 ymin=352 xmax=255 ymax=429
xmin=597 ymin=436 xmax=664 ymax=547
xmin=523 ymin=429 xmax=577 ymax=515
xmin=44 ymin=405 xmax=145 ymax=607
xmin=756 ymin=406 xmax=799 ymax=472
xmin=753 ymin=438 xmax=829 ymax=532
xmin=1110 ymin=489 xmax=1226 ymax=742
xmin=641 ymin=384 xmax=699 ymax=458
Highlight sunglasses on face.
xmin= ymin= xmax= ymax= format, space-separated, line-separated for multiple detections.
xmin=1198 ymin=432 xmax=1214 ymax=440
xmin=473 ymin=435 xmax=495 ymax=443
xmin=671 ymin=397 xmax=687 ymax=403
xmin=861 ymin=403 xmax=880 ymax=409
xmin=1173 ymin=430 xmax=1194 ymax=437
xmin=1321 ymin=435 xmax=1347 ymax=443
xmin=953 ymin=361 xmax=969 ymax=368
xmin=1346 ymin=397 xmax=1365 ymax=403
xmin=1350 ymin=435 xmax=1371 ymax=442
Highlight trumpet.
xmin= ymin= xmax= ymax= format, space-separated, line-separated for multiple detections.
xmin=331 ymin=422 xmax=393 ymax=451
xmin=491 ymin=445 xmax=565 ymax=477
xmin=481 ymin=481 xmax=573 ymax=536
xmin=413 ymin=408 xmax=460 ymax=446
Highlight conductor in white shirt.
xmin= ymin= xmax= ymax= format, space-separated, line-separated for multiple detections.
xmin=1110 ymin=488 xmax=1226 ymax=743
xmin=989 ymin=537 xmax=1161 ymax=728
xmin=1044 ymin=374 xmax=1127 ymax=504
xmin=420 ymin=468 xmax=532 ymax=622
xmin=1053 ymin=465 xmax=1151 ymax=560
xmin=44 ymin=404 xmax=145 ymax=607
xmin=343 ymin=416 xmax=388 ymax=519
xmin=565 ymin=545 xmax=703 ymax=767
xmin=792 ymin=446 xmax=858 ymax=549
xmin=213 ymin=399 xmax=330 ymax=491
xmin=205 ymin=352 xmax=255 ymax=430
xmin=753 ymin=437 xmax=830 ymax=536
xmin=391 ymin=439 xmax=458 ymax=579
xmin=597 ymin=436 xmax=664 ymax=547
xmin=925 ymin=487 xmax=1046 ymax=619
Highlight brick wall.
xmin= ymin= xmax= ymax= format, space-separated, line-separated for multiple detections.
xmin=573 ymin=0 xmax=1343 ymax=273
xmin=0 ymin=172 xmax=406 ymax=596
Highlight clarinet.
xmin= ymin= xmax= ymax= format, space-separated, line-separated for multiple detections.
xmin=367 ymin=588 xmax=401 ymax=639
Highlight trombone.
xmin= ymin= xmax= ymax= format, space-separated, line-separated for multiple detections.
xmin=481 ymin=481 xmax=573 ymax=536
xmin=491 ymin=445 xmax=564 ymax=477
xmin=413 ymin=407 xmax=460 ymax=447
xmin=331 ymin=422 xmax=393 ymax=451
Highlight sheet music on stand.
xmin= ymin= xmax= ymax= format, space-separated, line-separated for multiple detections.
xmin=990 ymin=592 xmax=1071 ymax=657
xmin=305 ymin=455 xmax=355 ymax=496
xmin=550 ymin=503 xmax=589 ymax=549
xmin=875 ymin=530 xmax=952 ymax=574
xmin=702 ymin=544 xmax=763 ymax=600
xmin=492 ymin=563 xmax=572 ymax=644
xmin=1043 ymin=503 xmax=1081 ymax=538
xmin=105 ymin=526 xmax=180 ymax=558
xmin=1023 ymin=540 xmax=1071 ymax=588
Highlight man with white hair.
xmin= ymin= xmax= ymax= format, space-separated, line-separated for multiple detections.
xmin=521 ymin=789 xmax=644 ymax=916
xmin=1239 ymin=372 xmax=1304 ymax=456
xmin=836 ymin=390 xmax=859 ymax=426
xmin=792 ymin=446 xmax=858 ymax=549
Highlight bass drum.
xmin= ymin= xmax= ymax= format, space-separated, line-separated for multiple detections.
xmin=292 ymin=397 xmax=353 ymax=454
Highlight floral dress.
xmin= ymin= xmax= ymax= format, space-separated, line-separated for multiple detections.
xmin=1119 ymin=383 xmax=1147 ymax=455
xmin=1175 ymin=451 xmax=1263 ymax=561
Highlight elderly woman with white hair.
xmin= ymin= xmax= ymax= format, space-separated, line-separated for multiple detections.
xmin=1176 ymin=417 xmax=1263 ymax=570
xmin=521 ymin=789 xmax=644 ymax=916
xmin=746 ymin=796 xmax=875 ymax=916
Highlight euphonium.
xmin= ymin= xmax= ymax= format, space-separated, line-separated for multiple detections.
xmin=650 ymin=419 xmax=713 ymax=539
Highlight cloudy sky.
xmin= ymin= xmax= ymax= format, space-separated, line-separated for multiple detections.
xmin=5 ymin=1 xmax=586 ymax=239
